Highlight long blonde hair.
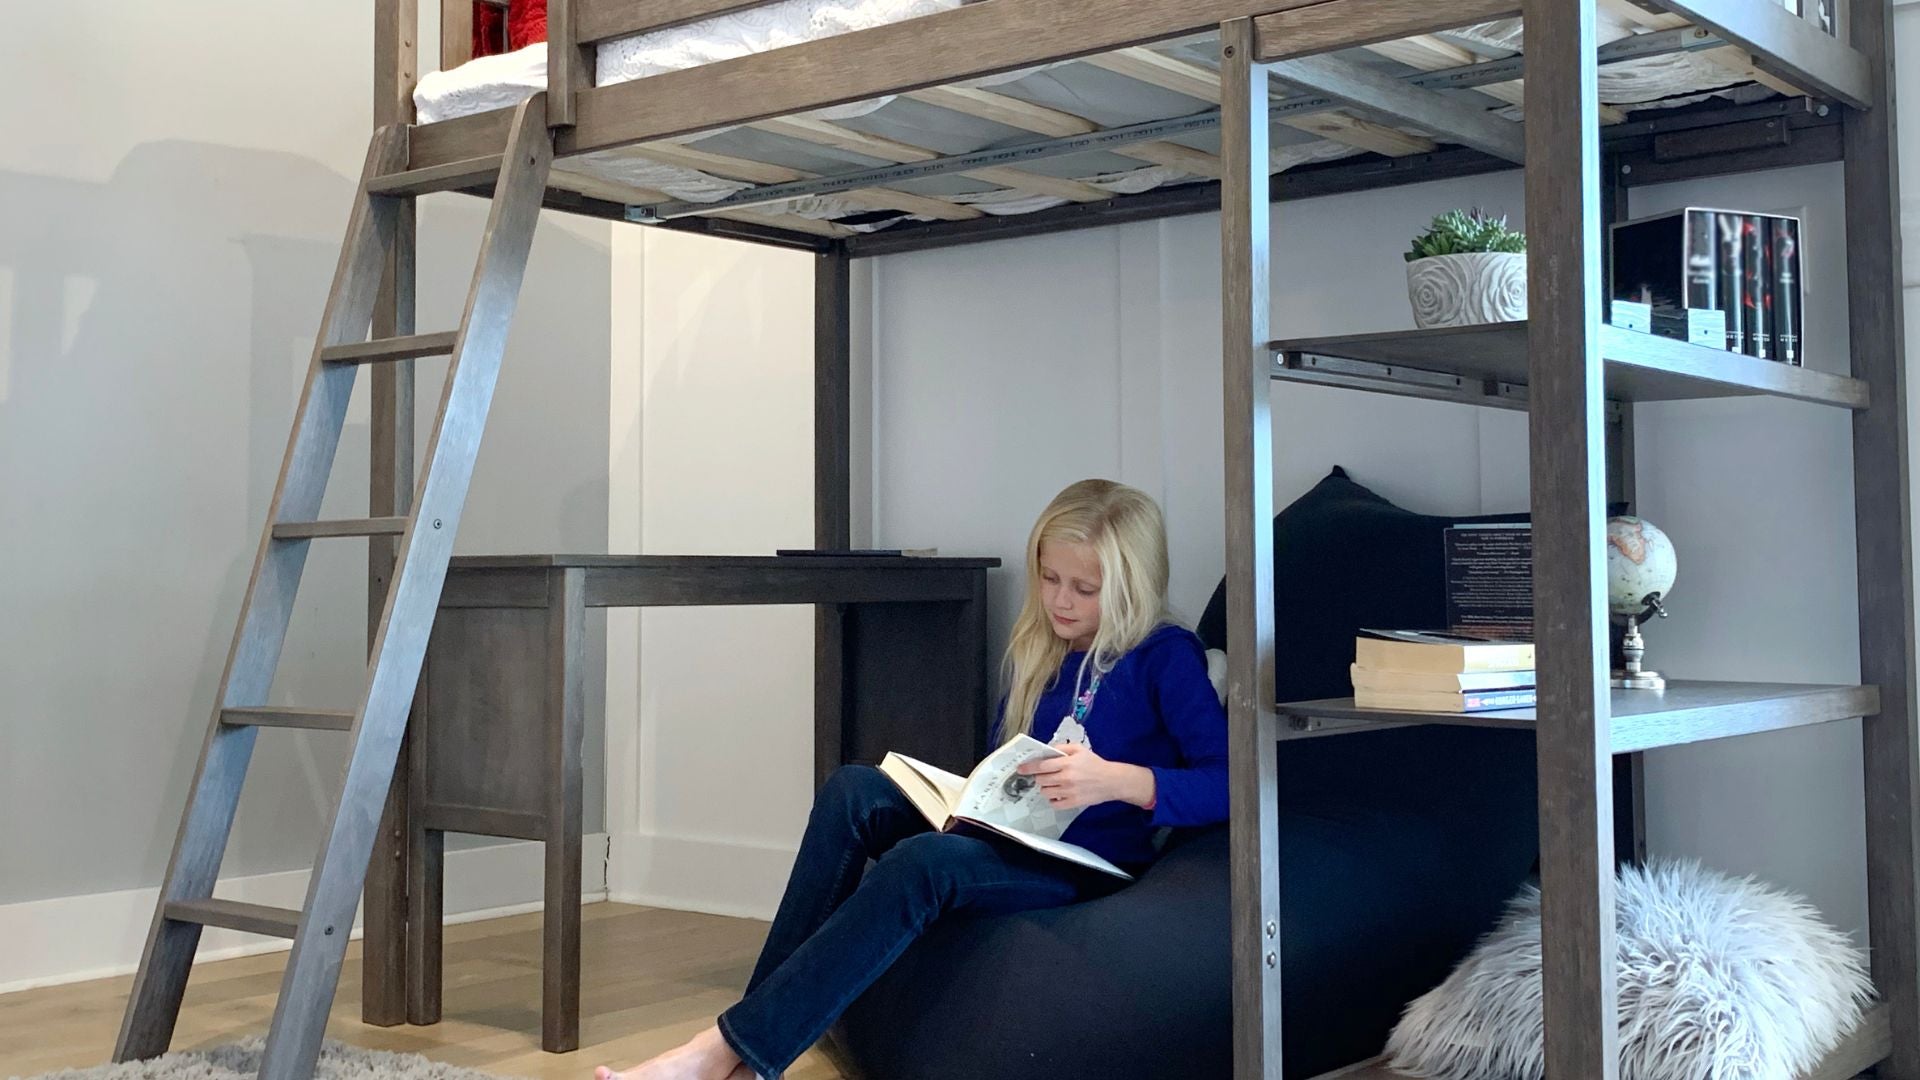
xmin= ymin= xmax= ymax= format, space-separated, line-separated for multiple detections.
xmin=999 ymin=479 xmax=1170 ymax=742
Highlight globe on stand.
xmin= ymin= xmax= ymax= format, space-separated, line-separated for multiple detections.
xmin=1607 ymin=516 xmax=1677 ymax=690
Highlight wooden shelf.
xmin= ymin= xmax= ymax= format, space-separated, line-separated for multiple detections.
xmin=1278 ymin=680 xmax=1879 ymax=754
xmin=1270 ymin=322 xmax=1869 ymax=411
xmin=1308 ymin=1002 xmax=1890 ymax=1080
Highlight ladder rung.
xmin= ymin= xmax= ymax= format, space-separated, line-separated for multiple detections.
xmin=367 ymin=154 xmax=504 ymax=196
xmin=272 ymin=517 xmax=408 ymax=540
xmin=221 ymin=707 xmax=355 ymax=732
xmin=321 ymin=331 xmax=457 ymax=366
xmin=164 ymin=898 xmax=302 ymax=939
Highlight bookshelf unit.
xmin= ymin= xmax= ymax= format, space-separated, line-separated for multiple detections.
xmin=1218 ymin=1 xmax=1917 ymax=1077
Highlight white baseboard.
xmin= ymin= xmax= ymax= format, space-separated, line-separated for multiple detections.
xmin=0 ymin=833 xmax=609 ymax=996
xmin=607 ymin=832 xmax=797 ymax=922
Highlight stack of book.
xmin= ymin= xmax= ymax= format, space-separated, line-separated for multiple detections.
xmin=1609 ymin=206 xmax=1803 ymax=366
xmin=1351 ymin=629 xmax=1536 ymax=713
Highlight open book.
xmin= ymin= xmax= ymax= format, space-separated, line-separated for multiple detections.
xmin=879 ymin=734 xmax=1133 ymax=880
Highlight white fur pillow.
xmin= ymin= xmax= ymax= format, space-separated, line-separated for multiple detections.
xmin=1386 ymin=859 xmax=1873 ymax=1080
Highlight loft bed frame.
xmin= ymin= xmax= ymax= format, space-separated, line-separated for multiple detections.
xmin=357 ymin=1 xmax=1914 ymax=1078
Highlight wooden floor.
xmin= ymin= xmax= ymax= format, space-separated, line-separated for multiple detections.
xmin=0 ymin=903 xmax=851 ymax=1080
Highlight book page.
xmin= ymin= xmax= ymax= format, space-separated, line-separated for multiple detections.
xmin=895 ymin=754 xmax=967 ymax=807
xmin=879 ymin=754 xmax=960 ymax=829
xmin=954 ymin=734 xmax=1083 ymax=841
xmin=962 ymin=816 xmax=1132 ymax=880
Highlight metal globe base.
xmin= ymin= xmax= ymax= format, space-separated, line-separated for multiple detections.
xmin=1610 ymin=613 xmax=1666 ymax=691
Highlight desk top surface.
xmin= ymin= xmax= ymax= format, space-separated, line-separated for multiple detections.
xmin=446 ymin=554 xmax=1003 ymax=571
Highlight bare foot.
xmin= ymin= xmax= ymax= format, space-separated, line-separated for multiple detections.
xmin=593 ymin=1024 xmax=742 ymax=1080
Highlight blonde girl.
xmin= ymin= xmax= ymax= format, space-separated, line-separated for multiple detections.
xmin=599 ymin=479 xmax=1230 ymax=1080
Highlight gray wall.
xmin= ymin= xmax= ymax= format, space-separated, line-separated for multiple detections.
xmin=864 ymin=155 xmax=1889 ymax=939
xmin=0 ymin=2 xmax=609 ymax=907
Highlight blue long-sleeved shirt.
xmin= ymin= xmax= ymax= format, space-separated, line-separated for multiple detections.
xmin=987 ymin=622 xmax=1229 ymax=870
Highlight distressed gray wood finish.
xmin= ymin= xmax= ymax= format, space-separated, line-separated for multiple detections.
xmin=575 ymin=0 xmax=776 ymax=43
xmin=368 ymin=155 xmax=506 ymax=196
xmin=815 ymin=247 xmax=853 ymax=791
xmin=272 ymin=517 xmax=409 ymax=539
xmin=1278 ymin=682 xmax=1879 ymax=753
xmin=113 ymin=125 xmax=411 ymax=1066
xmin=1653 ymin=0 xmax=1872 ymax=109
xmin=1845 ymin=2 xmax=1920 ymax=1076
xmin=1220 ymin=19 xmax=1281 ymax=1080
xmin=544 ymin=569 xmax=586 ymax=1052
xmin=815 ymin=250 xmax=852 ymax=552
xmin=221 ymin=707 xmax=357 ymax=732
xmin=1267 ymin=54 xmax=1524 ymax=163
xmin=1524 ymin=1 xmax=1618 ymax=1076
xmin=163 ymin=899 xmax=303 ymax=939
xmin=253 ymin=96 xmax=555 ymax=1080
xmin=546 ymin=0 xmax=595 ymax=128
xmin=1251 ymin=0 xmax=1520 ymax=60
xmin=440 ymin=0 xmax=473 ymax=70
xmin=1272 ymin=323 xmax=1870 ymax=409
xmin=365 ymin=0 xmax=418 ymax=1031
xmin=324 ymin=331 xmax=454 ymax=365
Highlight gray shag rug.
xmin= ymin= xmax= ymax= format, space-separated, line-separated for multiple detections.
xmin=9 ymin=1040 xmax=524 ymax=1080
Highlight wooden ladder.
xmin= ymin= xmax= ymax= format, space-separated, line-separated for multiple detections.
xmin=113 ymin=95 xmax=553 ymax=1080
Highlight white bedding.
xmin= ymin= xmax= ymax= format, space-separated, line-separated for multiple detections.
xmin=413 ymin=0 xmax=966 ymax=124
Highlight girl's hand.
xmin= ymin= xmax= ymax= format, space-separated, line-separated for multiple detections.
xmin=1017 ymin=744 xmax=1155 ymax=811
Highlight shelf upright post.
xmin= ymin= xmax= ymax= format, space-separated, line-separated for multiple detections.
xmin=1844 ymin=2 xmax=1920 ymax=1076
xmin=1220 ymin=17 xmax=1282 ymax=1080
xmin=1523 ymin=0 xmax=1619 ymax=1076
xmin=364 ymin=0 xmax=419 ymax=1031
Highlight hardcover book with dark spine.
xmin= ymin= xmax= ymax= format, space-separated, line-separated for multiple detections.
xmin=1771 ymin=218 xmax=1802 ymax=366
xmin=1743 ymin=214 xmax=1772 ymax=360
xmin=1686 ymin=209 xmax=1717 ymax=312
xmin=1717 ymin=211 xmax=1746 ymax=353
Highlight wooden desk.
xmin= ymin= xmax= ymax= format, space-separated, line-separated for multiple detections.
xmin=363 ymin=554 xmax=999 ymax=1051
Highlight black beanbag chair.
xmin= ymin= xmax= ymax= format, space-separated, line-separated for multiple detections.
xmin=829 ymin=468 xmax=1544 ymax=1079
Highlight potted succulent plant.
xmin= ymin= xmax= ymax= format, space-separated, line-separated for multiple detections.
xmin=1403 ymin=209 xmax=1528 ymax=328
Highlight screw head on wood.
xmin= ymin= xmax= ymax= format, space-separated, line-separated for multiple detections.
xmin=1266 ymin=920 xmax=1278 ymax=938
xmin=324 ymin=926 xmax=335 ymax=936
xmin=1265 ymin=951 xmax=1277 ymax=968
xmin=433 ymin=519 xmax=443 ymax=529
xmin=1223 ymin=45 xmax=1236 ymax=58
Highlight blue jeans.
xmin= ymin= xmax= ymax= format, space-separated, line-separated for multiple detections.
xmin=717 ymin=763 xmax=1122 ymax=1078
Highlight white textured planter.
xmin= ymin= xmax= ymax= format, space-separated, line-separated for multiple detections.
xmin=1405 ymin=251 xmax=1528 ymax=328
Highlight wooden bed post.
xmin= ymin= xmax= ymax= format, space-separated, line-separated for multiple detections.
xmin=1845 ymin=2 xmax=1920 ymax=1076
xmin=1524 ymin=1 xmax=1618 ymax=1077
xmin=814 ymin=246 xmax=853 ymax=791
xmin=1219 ymin=18 xmax=1281 ymax=1080
xmin=364 ymin=0 xmax=419 ymax=1031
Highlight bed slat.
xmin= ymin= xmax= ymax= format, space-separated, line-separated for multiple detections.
xmin=626 ymin=142 xmax=983 ymax=220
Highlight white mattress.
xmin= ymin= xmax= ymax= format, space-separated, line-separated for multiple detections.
xmin=413 ymin=0 xmax=966 ymax=125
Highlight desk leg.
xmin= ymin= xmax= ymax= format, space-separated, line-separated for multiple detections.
xmin=361 ymin=730 xmax=411 ymax=1026
xmin=544 ymin=568 xmax=586 ymax=1053
xmin=405 ymin=826 xmax=443 ymax=1024
xmin=407 ymin=641 xmax=443 ymax=1025
xmin=814 ymin=603 xmax=848 ymax=791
